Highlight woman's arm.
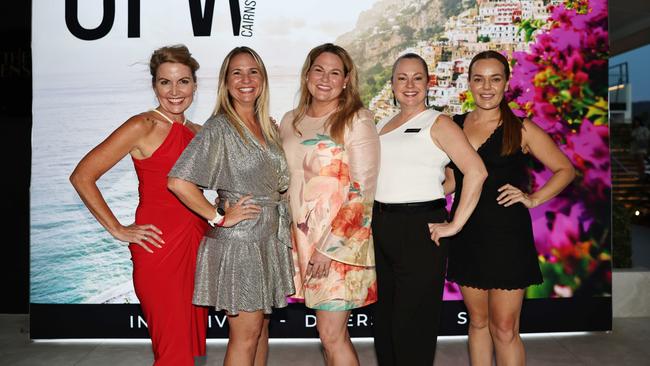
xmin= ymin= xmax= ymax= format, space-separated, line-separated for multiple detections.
xmin=167 ymin=178 xmax=217 ymax=220
xmin=69 ymin=116 xmax=164 ymax=253
xmin=167 ymin=178 xmax=261 ymax=227
xmin=497 ymin=119 xmax=575 ymax=208
xmin=442 ymin=166 xmax=456 ymax=195
xmin=429 ymin=115 xmax=487 ymax=245
xmin=166 ymin=118 xmax=261 ymax=228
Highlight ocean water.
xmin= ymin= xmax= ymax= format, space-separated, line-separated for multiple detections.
xmin=31 ymin=69 xmax=300 ymax=304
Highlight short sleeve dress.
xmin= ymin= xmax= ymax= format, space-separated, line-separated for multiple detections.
xmin=169 ymin=114 xmax=295 ymax=314
xmin=446 ymin=113 xmax=543 ymax=290
xmin=279 ymin=109 xmax=379 ymax=311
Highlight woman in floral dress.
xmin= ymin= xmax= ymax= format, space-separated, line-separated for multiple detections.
xmin=279 ymin=43 xmax=379 ymax=366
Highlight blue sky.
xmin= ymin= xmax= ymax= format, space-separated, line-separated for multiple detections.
xmin=611 ymin=44 xmax=650 ymax=102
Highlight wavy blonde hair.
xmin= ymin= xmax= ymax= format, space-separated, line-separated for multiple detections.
xmin=292 ymin=43 xmax=364 ymax=144
xmin=214 ymin=46 xmax=279 ymax=145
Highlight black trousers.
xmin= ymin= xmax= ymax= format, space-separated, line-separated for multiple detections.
xmin=371 ymin=200 xmax=448 ymax=366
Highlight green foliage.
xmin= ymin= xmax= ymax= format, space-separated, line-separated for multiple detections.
xmin=399 ymin=25 xmax=416 ymax=40
xmin=441 ymin=0 xmax=463 ymax=18
xmin=417 ymin=26 xmax=443 ymax=40
xmin=516 ymin=18 xmax=546 ymax=42
xmin=360 ymin=63 xmax=392 ymax=105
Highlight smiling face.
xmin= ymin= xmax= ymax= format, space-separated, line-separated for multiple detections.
xmin=469 ymin=58 xmax=508 ymax=111
xmin=226 ymin=52 xmax=263 ymax=109
xmin=153 ymin=62 xmax=195 ymax=120
xmin=392 ymin=57 xmax=428 ymax=108
xmin=306 ymin=52 xmax=349 ymax=107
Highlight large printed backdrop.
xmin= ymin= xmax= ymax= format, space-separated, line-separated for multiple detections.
xmin=31 ymin=0 xmax=611 ymax=338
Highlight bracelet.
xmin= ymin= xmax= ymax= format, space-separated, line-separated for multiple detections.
xmin=208 ymin=207 xmax=226 ymax=227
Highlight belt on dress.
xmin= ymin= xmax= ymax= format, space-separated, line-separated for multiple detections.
xmin=217 ymin=190 xmax=292 ymax=249
xmin=373 ymin=198 xmax=446 ymax=212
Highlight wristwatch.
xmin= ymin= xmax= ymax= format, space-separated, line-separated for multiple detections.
xmin=208 ymin=207 xmax=226 ymax=227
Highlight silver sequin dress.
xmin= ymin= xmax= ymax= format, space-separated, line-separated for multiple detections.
xmin=169 ymin=113 xmax=295 ymax=314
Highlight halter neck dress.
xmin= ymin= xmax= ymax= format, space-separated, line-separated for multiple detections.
xmin=130 ymin=109 xmax=208 ymax=366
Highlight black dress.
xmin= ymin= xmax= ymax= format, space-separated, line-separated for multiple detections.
xmin=446 ymin=113 xmax=543 ymax=290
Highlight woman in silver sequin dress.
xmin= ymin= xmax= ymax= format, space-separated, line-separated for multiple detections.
xmin=168 ymin=47 xmax=295 ymax=366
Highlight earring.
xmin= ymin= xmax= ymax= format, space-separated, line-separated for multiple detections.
xmin=343 ymin=85 xmax=347 ymax=89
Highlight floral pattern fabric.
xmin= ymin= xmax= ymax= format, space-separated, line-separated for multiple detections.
xmin=280 ymin=109 xmax=380 ymax=310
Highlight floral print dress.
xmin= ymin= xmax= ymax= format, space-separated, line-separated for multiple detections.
xmin=279 ymin=109 xmax=379 ymax=310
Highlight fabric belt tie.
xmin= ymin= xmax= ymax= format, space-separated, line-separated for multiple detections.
xmin=218 ymin=190 xmax=292 ymax=249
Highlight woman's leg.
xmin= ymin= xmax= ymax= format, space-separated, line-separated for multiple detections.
xmin=460 ymin=286 xmax=493 ymax=366
xmin=488 ymin=289 xmax=526 ymax=366
xmin=225 ymin=310 xmax=265 ymax=366
xmin=316 ymin=310 xmax=359 ymax=366
xmin=253 ymin=316 xmax=270 ymax=366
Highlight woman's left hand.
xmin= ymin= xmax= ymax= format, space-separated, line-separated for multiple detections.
xmin=428 ymin=222 xmax=460 ymax=246
xmin=497 ymin=184 xmax=535 ymax=208
xmin=306 ymin=250 xmax=332 ymax=279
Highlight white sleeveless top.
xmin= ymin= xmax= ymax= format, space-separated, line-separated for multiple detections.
xmin=375 ymin=109 xmax=450 ymax=203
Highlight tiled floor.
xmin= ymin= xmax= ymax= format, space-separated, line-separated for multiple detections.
xmin=1 ymin=315 xmax=649 ymax=365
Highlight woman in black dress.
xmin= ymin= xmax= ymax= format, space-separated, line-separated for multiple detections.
xmin=445 ymin=51 xmax=575 ymax=365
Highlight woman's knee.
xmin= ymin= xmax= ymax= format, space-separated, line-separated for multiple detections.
xmin=469 ymin=315 xmax=489 ymax=331
xmin=489 ymin=317 xmax=519 ymax=343
xmin=229 ymin=320 xmax=264 ymax=345
xmin=466 ymin=307 xmax=489 ymax=331
xmin=316 ymin=319 xmax=348 ymax=347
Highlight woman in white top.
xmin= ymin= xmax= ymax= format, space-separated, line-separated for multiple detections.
xmin=372 ymin=53 xmax=487 ymax=366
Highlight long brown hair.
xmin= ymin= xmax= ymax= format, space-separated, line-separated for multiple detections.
xmin=214 ymin=47 xmax=279 ymax=145
xmin=292 ymin=43 xmax=364 ymax=145
xmin=468 ymin=50 xmax=522 ymax=156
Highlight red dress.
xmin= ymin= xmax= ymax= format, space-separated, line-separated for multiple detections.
xmin=130 ymin=121 xmax=208 ymax=366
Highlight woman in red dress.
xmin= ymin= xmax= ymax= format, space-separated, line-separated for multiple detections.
xmin=69 ymin=45 xmax=208 ymax=366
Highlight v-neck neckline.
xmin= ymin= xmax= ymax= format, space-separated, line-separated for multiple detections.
xmin=241 ymin=121 xmax=269 ymax=150
xmin=461 ymin=114 xmax=502 ymax=152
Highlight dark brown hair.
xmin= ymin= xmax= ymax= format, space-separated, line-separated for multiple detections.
xmin=149 ymin=44 xmax=200 ymax=85
xmin=293 ymin=43 xmax=364 ymax=145
xmin=469 ymin=50 xmax=522 ymax=156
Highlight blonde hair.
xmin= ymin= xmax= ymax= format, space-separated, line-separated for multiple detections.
xmin=214 ymin=46 xmax=279 ymax=145
xmin=292 ymin=43 xmax=364 ymax=144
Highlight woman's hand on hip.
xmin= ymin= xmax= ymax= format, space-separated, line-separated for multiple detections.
xmin=306 ymin=250 xmax=332 ymax=279
xmin=428 ymin=221 xmax=460 ymax=246
xmin=497 ymin=184 xmax=536 ymax=208
xmin=112 ymin=223 xmax=164 ymax=253
xmin=221 ymin=194 xmax=262 ymax=227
